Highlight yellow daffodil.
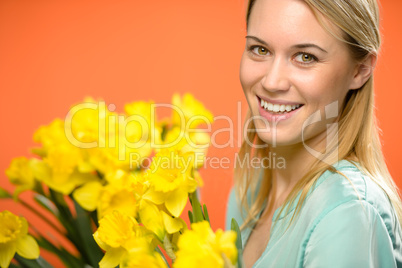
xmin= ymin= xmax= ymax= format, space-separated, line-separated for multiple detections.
xmin=120 ymin=252 xmax=167 ymax=268
xmin=161 ymin=210 xmax=187 ymax=235
xmin=97 ymin=183 xmax=138 ymax=220
xmin=87 ymin=144 xmax=152 ymax=176
xmin=138 ymin=199 xmax=165 ymax=242
xmin=32 ymin=119 xmax=67 ymax=157
xmin=120 ymin=242 xmax=168 ymax=268
xmin=66 ymin=97 xmax=113 ymax=146
xmin=32 ymin=118 xmax=95 ymax=173
xmin=174 ymin=221 xmax=237 ymax=268
xmin=44 ymin=143 xmax=84 ymax=178
xmin=72 ymin=181 xmax=104 ymax=211
xmin=29 ymin=117 xmax=98 ymax=195
xmin=89 ymin=100 xmax=156 ymax=173
xmin=143 ymin=147 xmax=199 ymax=217
xmin=85 ymin=113 xmax=154 ymax=175
xmin=93 ymin=210 xmax=156 ymax=268
xmin=163 ymin=126 xmax=211 ymax=168
xmin=124 ymin=171 xmax=150 ymax=198
xmin=172 ymin=93 xmax=214 ymax=129
xmin=124 ymin=101 xmax=154 ymax=126
xmin=193 ymin=170 xmax=204 ymax=188
xmin=0 ymin=211 xmax=39 ymax=268
xmin=5 ymin=157 xmax=36 ymax=197
xmin=65 ymin=97 xmax=153 ymax=174
xmin=5 ymin=95 xmax=217 ymax=268
xmin=74 ymin=162 xmax=148 ymax=215
xmin=86 ymin=147 xmax=121 ymax=176
xmin=124 ymin=100 xmax=163 ymax=146
xmin=64 ymin=98 xmax=120 ymax=174
xmin=93 ymin=170 xmax=146 ymax=219
xmin=30 ymin=157 xmax=98 ymax=196
xmin=139 ymin=198 xmax=187 ymax=244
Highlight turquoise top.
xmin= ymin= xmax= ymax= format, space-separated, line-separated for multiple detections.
xmin=225 ymin=160 xmax=402 ymax=267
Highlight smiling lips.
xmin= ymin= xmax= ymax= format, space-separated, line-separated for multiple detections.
xmin=259 ymin=98 xmax=303 ymax=114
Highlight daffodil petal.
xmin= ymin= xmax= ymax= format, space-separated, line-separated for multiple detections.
xmin=46 ymin=177 xmax=76 ymax=195
xmin=217 ymin=231 xmax=238 ymax=264
xmin=0 ymin=241 xmax=16 ymax=268
xmin=70 ymin=170 xmax=98 ymax=185
xmin=19 ymin=217 xmax=29 ymax=237
xmin=142 ymin=187 xmax=168 ymax=205
xmin=78 ymin=161 xmax=95 ymax=173
xmin=16 ymin=234 xmax=40 ymax=259
xmin=99 ymin=247 xmax=125 ymax=268
xmin=161 ymin=211 xmax=186 ymax=234
xmin=139 ymin=200 xmax=165 ymax=241
xmin=73 ymin=181 xmax=103 ymax=211
xmin=191 ymin=132 xmax=211 ymax=144
xmin=165 ymin=188 xmax=188 ymax=217
xmin=93 ymin=231 xmax=110 ymax=251
xmin=193 ymin=171 xmax=204 ymax=188
xmin=185 ymin=177 xmax=199 ymax=193
xmin=30 ymin=159 xmax=51 ymax=183
xmin=47 ymin=170 xmax=98 ymax=195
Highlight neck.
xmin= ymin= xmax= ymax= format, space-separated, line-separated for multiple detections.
xmin=267 ymin=130 xmax=330 ymax=202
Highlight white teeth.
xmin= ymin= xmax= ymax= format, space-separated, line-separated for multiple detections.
xmin=267 ymin=103 xmax=273 ymax=111
xmin=260 ymin=98 xmax=302 ymax=114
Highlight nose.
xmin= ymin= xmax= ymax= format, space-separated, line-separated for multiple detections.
xmin=260 ymin=57 xmax=291 ymax=93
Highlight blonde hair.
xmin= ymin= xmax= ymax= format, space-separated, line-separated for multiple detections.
xmin=236 ymin=0 xmax=402 ymax=232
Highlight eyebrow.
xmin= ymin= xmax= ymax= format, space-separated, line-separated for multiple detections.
xmin=245 ymin=35 xmax=328 ymax=53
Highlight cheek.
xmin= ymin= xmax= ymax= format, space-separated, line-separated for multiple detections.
xmin=293 ymin=68 xmax=352 ymax=104
xmin=239 ymin=54 xmax=262 ymax=92
xmin=239 ymin=54 xmax=250 ymax=91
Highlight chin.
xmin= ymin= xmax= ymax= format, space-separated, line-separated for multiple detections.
xmin=255 ymin=132 xmax=302 ymax=148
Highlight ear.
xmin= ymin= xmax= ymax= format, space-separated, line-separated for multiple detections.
xmin=349 ymin=52 xmax=377 ymax=90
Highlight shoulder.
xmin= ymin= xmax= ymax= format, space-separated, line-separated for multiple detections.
xmin=295 ymin=160 xmax=397 ymax=229
xmin=302 ymin=198 xmax=399 ymax=267
xmin=312 ymin=160 xmax=399 ymax=239
xmin=301 ymin=160 xmax=402 ymax=267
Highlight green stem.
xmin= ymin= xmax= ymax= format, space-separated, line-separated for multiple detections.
xmin=155 ymin=246 xmax=171 ymax=268
xmin=189 ymin=191 xmax=205 ymax=223
xmin=18 ymin=197 xmax=65 ymax=237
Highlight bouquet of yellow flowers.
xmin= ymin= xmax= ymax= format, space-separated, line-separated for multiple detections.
xmin=1 ymin=94 xmax=242 ymax=268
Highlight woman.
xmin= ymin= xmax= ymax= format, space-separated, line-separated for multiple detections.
xmin=226 ymin=0 xmax=402 ymax=267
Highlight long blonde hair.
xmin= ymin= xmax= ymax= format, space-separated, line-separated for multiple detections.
xmin=236 ymin=0 xmax=402 ymax=231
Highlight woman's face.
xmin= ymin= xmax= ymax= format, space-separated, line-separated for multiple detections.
xmin=240 ymin=0 xmax=360 ymax=148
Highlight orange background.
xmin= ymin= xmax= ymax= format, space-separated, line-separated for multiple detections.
xmin=0 ymin=0 xmax=401 ymax=266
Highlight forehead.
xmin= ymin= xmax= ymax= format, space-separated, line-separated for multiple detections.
xmin=248 ymin=0 xmax=341 ymax=46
